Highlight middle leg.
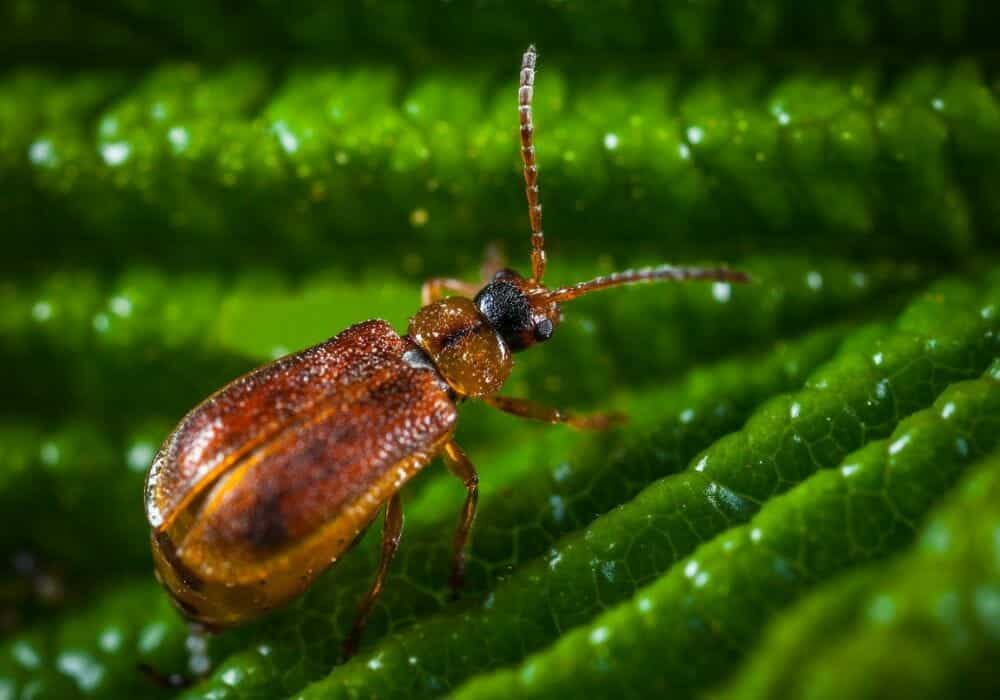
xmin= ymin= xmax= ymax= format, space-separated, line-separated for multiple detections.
xmin=482 ymin=395 xmax=627 ymax=430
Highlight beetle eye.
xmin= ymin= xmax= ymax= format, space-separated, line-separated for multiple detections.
xmin=534 ymin=318 xmax=554 ymax=341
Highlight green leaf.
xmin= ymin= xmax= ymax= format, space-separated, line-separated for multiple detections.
xmin=445 ymin=361 xmax=1000 ymax=700
xmin=287 ymin=276 xmax=1000 ymax=700
xmin=4 ymin=62 xmax=999 ymax=273
xmin=4 ymin=9 xmax=1000 ymax=700
xmin=720 ymin=413 xmax=1000 ymax=699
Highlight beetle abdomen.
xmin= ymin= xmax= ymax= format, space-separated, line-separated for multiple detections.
xmin=144 ymin=320 xmax=457 ymax=626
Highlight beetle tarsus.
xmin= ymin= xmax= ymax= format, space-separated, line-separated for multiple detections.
xmin=138 ymin=662 xmax=195 ymax=689
xmin=342 ymin=625 xmax=362 ymax=660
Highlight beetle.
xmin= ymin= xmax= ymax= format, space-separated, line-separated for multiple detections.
xmin=143 ymin=44 xmax=749 ymax=669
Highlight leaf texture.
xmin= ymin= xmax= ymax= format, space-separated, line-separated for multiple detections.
xmin=2 ymin=7 xmax=1000 ymax=700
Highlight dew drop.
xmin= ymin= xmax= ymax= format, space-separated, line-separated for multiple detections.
xmin=711 ymin=282 xmax=731 ymax=303
xmin=867 ymin=594 xmax=896 ymax=624
xmin=221 ymin=667 xmax=243 ymax=686
xmin=92 ymin=312 xmax=110 ymax=333
xmin=840 ymin=463 xmax=860 ymax=477
xmin=589 ymin=626 xmax=610 ymax=645
xmin=99 ymin=627 xmax=122 ymax=653
xmin=40 ymin=442 xmax=60 ymax=466
xmin=888 ymin=434 xmax=911 ymax=456
xmin=110 ymin=295 xmax=133 ymax=317
xmin=101 ymin=142 xmax=131 ymax=167
xmin=127 ymin=443 xmax=155 ymax=473
xmin=57 ymin=651 xmax=104 ymax=692
xmin=549 ymin=494 xmax=566 ymax=524
xmin=603 ymin=133 xmax=619 ymax=150
xmin=31 ymin=300 xmax=52 ymax=322
xmin=168 ymin=126 xmax=189 ymax=153
xmin=600 ymin=560 xmax=616 ymax=583
xmin=271 ymin=121 xmax=299 ymax=154
xmin=99 ymin=116 xmax=118 ymax=138
xmin=29 ymin=139 xmax=57 ymax=167
xmin=553 ymin=462 xmax=572 ymax=482
xmin=975 ymin=585 xmax=1000 ymax=639
xmin=875 ymin=379 xmax=890 ymax=400
xmin=12 ymin=641 xmax=41 ymax=669
xmin=921 ymin=520 xmax=951 ymax=552
xmin=686 ymin=126 xmax=704 ymax=145
xmin=520 ymin=663 xmax=537 ymax=684
xmin=955 ymin=437 xmax=970 ymax=457
xmin=410 ymin=208 xmax=429 ymax=227
xmin=138 ymin=623 xmax=167 ymax=654
xmin=548 ymin=548 xmax=562 ymax=571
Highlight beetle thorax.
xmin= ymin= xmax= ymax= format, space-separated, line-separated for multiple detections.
xmin=408 ymin=297 xmax=513 ymax=398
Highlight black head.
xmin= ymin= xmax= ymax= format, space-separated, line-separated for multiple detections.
xmin=474 ymin=269 xmax=560 ymax=351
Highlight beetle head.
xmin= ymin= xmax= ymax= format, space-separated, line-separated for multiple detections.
xmin=473 ymin=268 xmax=562 ymax=352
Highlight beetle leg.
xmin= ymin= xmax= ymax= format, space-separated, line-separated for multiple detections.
xmin=421 ymin=278 xmax=481 ymax=305
xmin=420 ymin=244 xmax=504 ymax=305
xmin=482 ymin=396 xmax=627 ymax=430
xmin=138 ymin=663 xmax=195 ymax=689
xmin=137 ymin=623 xmax=211 ymax=689
xmin=441 ymin=441 xmax=479 ymax=594
xmin=343 ymin=493 xmax=404 ymax=658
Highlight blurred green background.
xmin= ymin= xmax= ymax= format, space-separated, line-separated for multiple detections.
xmin=2 ymin=2 xmax=1000 ymax=698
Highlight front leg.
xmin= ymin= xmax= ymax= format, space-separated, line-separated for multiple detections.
xmin=482 ymin=395 xmax=626 ymax=430
xmin=420 ymin=244 xmax=508 ymax=305
xmin=421 ymin=278 xmax=481 ymax=305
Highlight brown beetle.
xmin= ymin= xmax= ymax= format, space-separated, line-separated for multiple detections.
xmin=144 ymin=45 xmax=748 ymax=663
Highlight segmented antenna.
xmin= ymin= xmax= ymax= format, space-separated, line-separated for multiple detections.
xmin=519 ymin=45 xmax=546 ymax=283
xmin=545 ymin=265 xmax=751 ymax=304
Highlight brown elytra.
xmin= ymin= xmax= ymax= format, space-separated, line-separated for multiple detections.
xmin=144 ymin=45 xmax=749 ymax=669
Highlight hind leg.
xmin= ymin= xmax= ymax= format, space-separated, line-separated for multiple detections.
xmin=441 ymin=441 xmax=479 ymax=594
xmin=343 ymin=492 xmax=404 ymax=658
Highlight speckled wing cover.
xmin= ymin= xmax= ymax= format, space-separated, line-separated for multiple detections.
xmin=145 ymin=320 xmax=457 ymax=585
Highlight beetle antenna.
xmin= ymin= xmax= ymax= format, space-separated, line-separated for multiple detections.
xmin=520 ymin=44 xmax=546 ymax=283
xmin=544 ymin=264 xmax=751 ymax=304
